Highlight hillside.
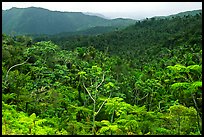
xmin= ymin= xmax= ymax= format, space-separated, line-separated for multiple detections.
xmin=153 ymin=9 xmax=202 ymax=19
xmin=44 ymin=11 xmax=202 ymax=67
xmin=2 ymin=10 xmax=202 ymax=135
xmin=2 ymin=7 xmax=136 ymax=35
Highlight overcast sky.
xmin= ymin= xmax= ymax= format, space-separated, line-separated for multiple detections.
xmin=2 ymin=2 xmax=202 ymax=20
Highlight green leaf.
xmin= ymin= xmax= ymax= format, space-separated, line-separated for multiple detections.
xmin=171 ymin=82 xmax=190 ymax=90
xmin=35 ymin=119 xmax=47 ymax=125
xmin=99 ymin=127 xmax=110 ymax=133
xmin=108 ymin=82 xmax=115 ymax=87
xmin=191 ymin=81 xmax=202 ymax=89
xmin=101 ymin=120 xmax=110 ymax=126
xmin=187 ymin=65 xmax=201 ymax=72
xmin=167 ymin=64 xmax=188 ymax=72
xmin=78 ymin=71 xmax=86 ymax=75
xmin=30 ymin=113 xmax=36 ymax=120
xmin=92 ymin=65 xmax=98 ymax=70
xmin=109 ymin=125 xmax=118 ymax=131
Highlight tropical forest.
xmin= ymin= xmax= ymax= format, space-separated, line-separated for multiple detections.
xmin=2 ymin=6 xmax=202 ymax=135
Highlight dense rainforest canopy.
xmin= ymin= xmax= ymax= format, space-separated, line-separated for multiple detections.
xmin=2 ymin=12 xmax=202 ymax=135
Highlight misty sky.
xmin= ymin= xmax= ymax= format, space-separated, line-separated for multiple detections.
xmin=2 ymin=2 xmax=202 ymax=20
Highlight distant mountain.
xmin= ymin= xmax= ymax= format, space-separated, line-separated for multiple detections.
xmin=2 ymin=7 xmax=136 ymax=35
xmin=153 ymin=9 xmax=202 ymax=19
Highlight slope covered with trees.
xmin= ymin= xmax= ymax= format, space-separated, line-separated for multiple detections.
xmin=2 ymin=11 xmax=202 ymax=135
xmin=153 ymin=9 xmax=202 ymax=19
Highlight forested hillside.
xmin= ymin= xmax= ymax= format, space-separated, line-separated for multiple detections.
xmin=2 ymin=11 xmax=202 ymax=135
xmin=153 ymin=9 xmax=202 ymax=19
xmin=2 ymin=7 xmax=135 ymax=35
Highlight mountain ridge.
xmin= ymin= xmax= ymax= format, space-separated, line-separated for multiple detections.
xmin=2 ymin=7 xmax=136 ymax=35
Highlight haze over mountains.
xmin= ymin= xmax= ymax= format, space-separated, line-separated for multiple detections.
xmin=83 ymin=12 xmax=109 ymax=19
xmin=2 ymin=7 xmax=202 ymax=36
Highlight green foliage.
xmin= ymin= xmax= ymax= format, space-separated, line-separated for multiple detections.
xmin=2 ymin=101 xmax=61 ymax=135
xmin=166 ymin=104 xmax=201 ymax=135
xmin=2 ymin=12 xmax=202 ymax=135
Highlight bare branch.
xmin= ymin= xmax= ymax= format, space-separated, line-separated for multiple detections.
xmin=83 ymin=82 xmax=95 ymax=103
xmin=90 ymin=78 xmax=93 ymax=86
xmin=192 ymin=93 xmax=201 ymax=120
xmin=5 ymin=57 xmax=30 ymax=82
xmin=95 ymin=92 xmax=112 ymax=116
xmin=139 ymin=93 xmax=149 ymax=101
xmin=96 ymin=73 xmax=105 ymax=90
